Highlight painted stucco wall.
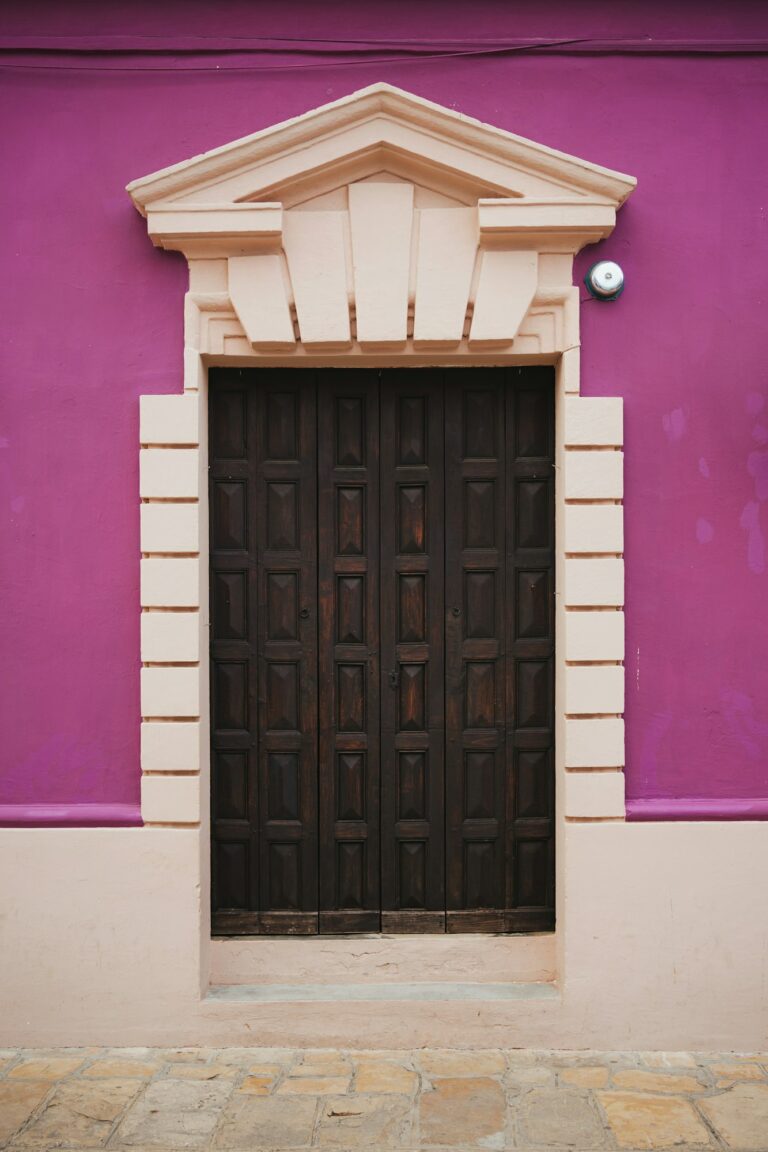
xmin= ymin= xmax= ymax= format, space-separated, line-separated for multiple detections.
xmin=2 ymin=1 xmax=768 ymax=817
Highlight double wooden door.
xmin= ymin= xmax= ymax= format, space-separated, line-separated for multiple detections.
xmin=210 ymin=368 xmax=555 ymax=935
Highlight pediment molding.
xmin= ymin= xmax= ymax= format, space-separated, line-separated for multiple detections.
xmin=128 ymin=83 xmax=635 ymax=210
xmin=129 ymin=84 xmax=636 ymax=355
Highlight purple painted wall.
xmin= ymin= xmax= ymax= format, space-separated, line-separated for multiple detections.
xmin=2 ymin=1 xmax=768 ymax=818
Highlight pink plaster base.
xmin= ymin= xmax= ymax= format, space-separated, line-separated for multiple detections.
xmin=2 ymin=822 xmax=766 ymax=1049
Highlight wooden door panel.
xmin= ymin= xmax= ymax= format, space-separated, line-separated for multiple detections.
xmin=444 ymin=368 xmax=555 ymax=933
xmin=210 ymin=369 xmax=318 ymax=935
xmin=317 ymin=373 xmax=381 ymax=932
xmin=209 ymin=373 xmax=259 ymax=935
xmin=504 ymin=369 xmax=555 ymax=931
xmin=255 ymin=373 xmax=319 ymax=935
xmin=444 ymin=373 xmax=508 ymax=931
xmin=210 ymin=366 xmax=555 ymax=937
xmin=380 ymin=372 xmax=446 ymax=932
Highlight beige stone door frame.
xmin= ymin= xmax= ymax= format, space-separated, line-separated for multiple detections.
xmin=131 ymin=84 xmax=633 ymax=962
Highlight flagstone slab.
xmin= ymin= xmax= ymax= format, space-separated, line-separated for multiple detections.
xmin=276 ymin=1074 xmax=350 ymax=1094
xmin=14 ymin=1077 xmax=140 ymax=1148
xmin=293 ymin=1050 xmax=352 ymax=1071
xmin=517 ymin=1088 xmax=607 ymax=1148
xmin=611 ymin=1069 xmax=705 ymax=1094
xmin=212 ymin=1046 xmax=296 ymax=1065
xmin=708 ymin=1061 xmax=767 ymax=1081
xmin=598 ymin=1091 xmax=711 ymax=1148
xmin=113 ymin=1078 xmax=233 ymax=1148
xmin=163 ymin=1063 xmax=237 ymax=1080
xmin=560 ymin=1065 xmax=610 ymax=1088
xmin=82 ymin=1058 xmax=159 ymax=1078
xmin=8 ymin=1057 xmax=85 ymax=1080
xmin=699 ymin=1083 xmax=768 ymax=1149
xmin=354 ymin=1059 xmax=418 ymax=1094
xmin=507 ymin=1065 xmax=555 ymax=1088
xmin=419 ymin=1076 xmax=505 ymax=1146
xmin=640 ymin=1051 xmax=698 ymax=1069
xmin=244 ymin=1062 xmax=283 ymax=1077
xmin=0 ymin=1081 xmax=51 ymax=1144
xmin=239 ymin=1074 xmax=276 ymax=1094
xmin=159 ymin=1048 xmax=218 ymax=1062
xmin=213 ymin=1094 xmax=317 ymax=1148
xmin=316 ymin=1093 xmax=413 ymax=1147
xmin=418 ymin=1049 xmax=506 ymax=1076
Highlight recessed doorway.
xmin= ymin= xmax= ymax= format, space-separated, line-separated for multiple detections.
xmin=210 ymin=367 xmax=554 ymax=935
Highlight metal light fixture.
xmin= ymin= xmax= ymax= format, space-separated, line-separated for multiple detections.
xmin=585 ymin=260 xmax=625 ymax=301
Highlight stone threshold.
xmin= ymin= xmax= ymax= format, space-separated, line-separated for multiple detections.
xmin=206 ymin=981 xmax=559 ymax=1003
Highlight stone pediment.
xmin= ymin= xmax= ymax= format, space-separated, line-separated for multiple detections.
xmin=128 ymin=84 xmax=635 ymax=352
xmin=128 ymin=82 xmax=634 ymax=211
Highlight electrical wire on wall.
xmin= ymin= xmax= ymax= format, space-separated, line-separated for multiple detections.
xmin=1 ymin=35 xmax=767 ymax=71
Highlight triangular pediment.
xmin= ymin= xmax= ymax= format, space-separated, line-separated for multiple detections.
xmin=129 ymin=85 xmax=636 ymax=356
xmin=127 ymin=83 xmax=635 ymax=213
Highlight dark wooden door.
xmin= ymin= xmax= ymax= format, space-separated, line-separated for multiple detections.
xmin=210 ymin=367 xmax=554 ymax=936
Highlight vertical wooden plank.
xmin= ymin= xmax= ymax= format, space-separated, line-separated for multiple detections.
xmin=209 ymin=370 xmax=259 ymax=935
xmin=444 ymin=371 xmax=508 ymax=931
xmin=255 ymin=372 xmax=318 ymax=933
xmin=505 ymin=367 xmax=556 ymax=932
xmin=348 ymin=183 xmax=414 ymax=346
xmin=380 ymin=370 xmax=445 ymax=931
xmin=317 ymin=371 xmax=381 ymax=932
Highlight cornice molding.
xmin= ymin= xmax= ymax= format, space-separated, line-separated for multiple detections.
xmin=127 ymin=82 xmax=636 ymax=212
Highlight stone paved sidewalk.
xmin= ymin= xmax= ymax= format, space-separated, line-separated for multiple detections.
xmin=1 ymin=1047 xmax=767 ymax=1151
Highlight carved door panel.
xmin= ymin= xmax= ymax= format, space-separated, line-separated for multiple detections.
xmin=210 ymin=370 xmax=318 ymax=935
xmin=316 ymin=372 xmax=381 ymax=932
xmin=379 ymin=373 xmax=446 ymax=931
xmin=444 ymin=370 xmax=555 ymax=932
xmin=210 ymin=368 xmax=555 ymax=936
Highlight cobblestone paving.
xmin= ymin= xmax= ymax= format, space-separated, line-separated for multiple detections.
xmin=0 ymin=1047 xmax=767 ymax=1150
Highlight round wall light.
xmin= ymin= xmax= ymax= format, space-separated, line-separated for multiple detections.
xmin=585 ymin=260 xmax=625 ymax=301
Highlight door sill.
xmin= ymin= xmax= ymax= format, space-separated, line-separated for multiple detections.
xmin=210 ymin=932 xmax=557 ymax=986
xmin=206 ymin=981 xmax=559 ymax=1003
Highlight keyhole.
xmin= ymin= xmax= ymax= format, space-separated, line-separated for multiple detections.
xmin=452 ymin=607 xmax=461 ymax=617
xmin=299 ymin=607 xmax=310 ymax=619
